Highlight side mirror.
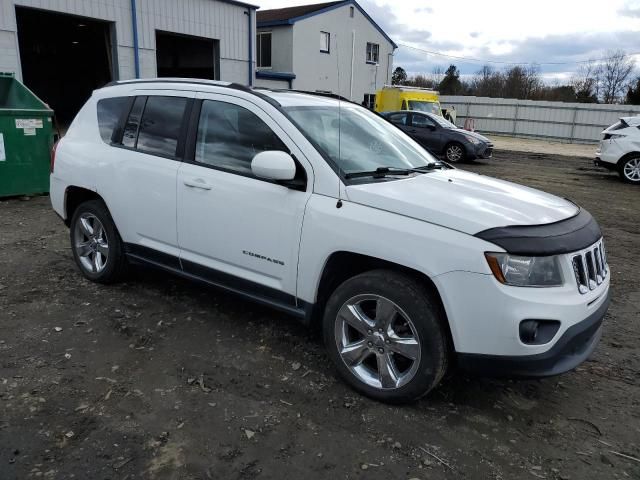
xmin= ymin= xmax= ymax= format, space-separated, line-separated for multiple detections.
xmin=427 ymin=124 xmax=436 ymax=131
xmin=251 ymin=151 xmax=296 ymax=181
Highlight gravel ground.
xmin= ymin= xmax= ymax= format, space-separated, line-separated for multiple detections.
xmin=487 ymin=136 xmax=596 ymax=158
xmin=1 ymin=151 xmax=639 ymax=480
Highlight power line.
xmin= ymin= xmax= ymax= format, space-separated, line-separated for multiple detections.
xmin=396 ymin=42 xmax=640 ymax=66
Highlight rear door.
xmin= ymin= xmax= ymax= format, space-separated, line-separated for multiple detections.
xmin=99 ymin=91 xmax=194 ymax=261
xmin=176 ymin=93 xmax=313 ymax=305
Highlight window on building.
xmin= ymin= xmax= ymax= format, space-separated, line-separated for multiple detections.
xmin=366 ymin=42 xmax=380 ymax=64
xmin=349 ymin=6 xmax=355 ymax=17
xmin=195 ymin=100 xmax=287 ymax=176
xmin=320 ymin=31 xmax=330 ymax=53
xmin=97 ymin=97 xmax=130 ymax=144
xmin=136 ymin=96 xmax=189 ymax=158
xmin=257 ymin=32 xmax=272 ymax=68
xmin=363 ymin=94 xmax=376 ymax=109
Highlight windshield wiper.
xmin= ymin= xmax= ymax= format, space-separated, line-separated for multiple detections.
xmin=344 ymin=164 xmax=446 ymax=179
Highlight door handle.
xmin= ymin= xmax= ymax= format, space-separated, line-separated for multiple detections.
xmin=183 ymin=178 xmax=212 ymax=190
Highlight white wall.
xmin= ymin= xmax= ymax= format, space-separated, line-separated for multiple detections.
xmin=256 ymin=25 xmax=293 ymax=73
xmin=290 ymin=3 xmax=394 ymax=102
xmin=0 ymin=0 xmax=254 ymax=83
xmin=441 ymin=95 xmax=640 ymax=143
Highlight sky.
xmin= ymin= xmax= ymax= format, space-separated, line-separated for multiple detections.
xmin=255 ymin=0 xmax=640 ymax=83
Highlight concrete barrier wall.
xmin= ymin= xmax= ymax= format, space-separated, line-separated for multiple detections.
xmin=440 ymin=95 xmax=640 ymax=144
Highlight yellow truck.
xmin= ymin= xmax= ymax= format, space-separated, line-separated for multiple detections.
xmin=374 ymin=85 xmax=442 ymax=116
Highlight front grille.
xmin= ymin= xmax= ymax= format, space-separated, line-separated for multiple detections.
xmin=571 ymin=239 xmax=608 ymax=294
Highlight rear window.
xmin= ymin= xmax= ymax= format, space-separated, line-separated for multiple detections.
xmin=136 ymin=96 xmax=189 ymax=158
xmin=96 ymin=97 xmax=130 ymax=143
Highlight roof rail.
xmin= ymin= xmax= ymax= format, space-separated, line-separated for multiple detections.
xmin=101 ymin=78 xmax=284 ymax=108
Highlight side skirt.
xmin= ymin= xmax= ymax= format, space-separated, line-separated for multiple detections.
xmin=124 ymin=244 xmax=313 ymax=323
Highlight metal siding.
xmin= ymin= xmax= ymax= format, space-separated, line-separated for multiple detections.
xmin=441 ymin=95 xmax=640 ymax=143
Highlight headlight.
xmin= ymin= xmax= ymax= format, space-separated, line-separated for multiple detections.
xmin=485 ymin=252 xmax=563 ymax=287
xmin=463 ymin=134 xmax=481 ymax=145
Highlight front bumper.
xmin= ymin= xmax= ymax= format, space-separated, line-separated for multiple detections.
xmin=469 ymin=142 xmax=493 ymax=159
xmin=457 ymin=291 xmax=609 ymax=377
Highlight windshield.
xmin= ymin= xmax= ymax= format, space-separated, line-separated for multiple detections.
xmin=408 ymin=100 xmax=441 ymax=115
xmin=430 ymin=114 xmax=457 ymax=129
xmin=285 ymin=105 xmax=438 ymax=175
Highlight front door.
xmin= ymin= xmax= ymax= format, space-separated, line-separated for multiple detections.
xmin=176 ymin=94 xmax=312 ymax=304
xmin=409 ymin=113 xmax=442 ymax=154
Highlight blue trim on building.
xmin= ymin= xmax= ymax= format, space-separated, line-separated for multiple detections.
xmin=256 ymin=70 xmax=296 ymax=89
xmin=130 ymin=0 xmax=140 ymax=78
xmin=256 ymin=0 xmax=397 ymax=49
xmin=256 ymin=71 xmax=296 ymax=80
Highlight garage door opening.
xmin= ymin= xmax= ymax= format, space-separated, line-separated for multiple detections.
xmin=15 ymin=7 xmax=116 ymax=126
xmin=156 ymin=31 xmax=219 ymax=80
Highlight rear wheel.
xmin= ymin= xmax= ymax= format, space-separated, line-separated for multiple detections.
xmin=323 ymin=270 xmax=449 ymax=403
xmin=619 ymin=155 xmax=640 ymax=184
xmin=445 ymin=142 xmax=466 ymax=163
xmin=70 ymin=200 xmax=127 ymax=283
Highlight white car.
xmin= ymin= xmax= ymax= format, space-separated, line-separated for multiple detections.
xmin=595 ymin=116 xmax=640 ymax=184
xmin=50 ymin=79 xmax=610 ymax=403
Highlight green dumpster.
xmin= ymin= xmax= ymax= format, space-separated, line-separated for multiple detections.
xmin=0 ymin=72 xmax=54 ymax=197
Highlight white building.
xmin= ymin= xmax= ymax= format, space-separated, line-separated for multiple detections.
xmin=255 ymin=0 xmax=396 ymax=106
xmin=0 ymin=0 xmax=257 ymax=123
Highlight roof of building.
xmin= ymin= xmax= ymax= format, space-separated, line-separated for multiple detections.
xmin=257 ymin=0 xmax=397 ymax=48
xmin=256 ymin=1 xmax=342 ymax=23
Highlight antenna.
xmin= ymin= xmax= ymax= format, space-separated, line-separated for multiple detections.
xmin=336 ymin=33 xmax=343 ymax=209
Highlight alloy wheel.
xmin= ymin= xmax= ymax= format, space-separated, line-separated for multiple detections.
xmin=334 ymin=294 xmax=421 ymax=390
xmin=446 ymin=144 xmax=464 ymax=162
xmin=74 ymin=213 xmax=109 ymax=273
xmin=623 ymin=158 xmax=640 ymax=182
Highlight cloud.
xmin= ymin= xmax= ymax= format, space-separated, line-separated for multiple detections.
xmin=618 ymin=0 xmax=640 ymax=17
xmin=394 ymin=30 xmax=639 ymax=78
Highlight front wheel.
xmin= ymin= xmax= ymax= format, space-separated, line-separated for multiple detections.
xmin=323 ymin=270 xmax=449 ymax=403
xmin=445 ymin=142 xmax=466 ymax=163
xmin=619 ymin=155 xmax=640 ymax=184
xmin=70 ymin=200 xmax=127 ymax=283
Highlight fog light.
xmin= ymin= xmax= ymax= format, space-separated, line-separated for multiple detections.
xmin=519 ymin=320 xmax=561 ymax=345
xmin=520 ymin=320 xmax=539 ymax=343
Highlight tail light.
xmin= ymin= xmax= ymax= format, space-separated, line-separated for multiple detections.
xmin=50 ymin=141 xmax=59 ymax=173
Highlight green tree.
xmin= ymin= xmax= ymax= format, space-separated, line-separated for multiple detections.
xmin=391 ymin=67 xmax=408 ymax=85
xmin=438 ymin=64 xmax=463 ymax=95
xmin=626 ymin=77 xmax=640 ymax=105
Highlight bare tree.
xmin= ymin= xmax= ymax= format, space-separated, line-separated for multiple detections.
xmin=429 ymin=66 xmax=445 ymax=87
xmin=600 ymin=50 xmax=635 ymax=104
xmin=571 ymin=60 xmax=601 ymax=103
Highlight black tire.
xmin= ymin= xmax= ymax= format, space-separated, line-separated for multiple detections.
xmin=445 ymin=142 xmax=466 ymax=163
xmin=322 ymin=270 xmax=449 ymax=403
xmin=618 ymin=155 xmax=640 ymax=184
xmin=70 ymin=199 xmax=127 ymax=284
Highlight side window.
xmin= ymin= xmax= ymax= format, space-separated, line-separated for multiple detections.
xmin=195 ymin=100 xmax=287 ymax=176
xmin=122 ymin=96 xmax=146 ymax=148
xmin=136 ymin=96 xmax=189 ymax=158
xmin=412 ymin=114 xmax=435 ymax=128
xmin=97 ymin=97 xmax=130 ymax=144
xmin=388 ymin=113 xmax=408 ymax=125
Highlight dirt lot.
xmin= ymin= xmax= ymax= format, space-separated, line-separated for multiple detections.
xmin=1 ymin=151 xmax=639 ymax=480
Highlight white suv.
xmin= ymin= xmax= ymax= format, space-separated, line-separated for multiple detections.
xmin=50 ymin=79 xmax=610 ymax=403
xmin=595 ymin=116 xmax=640 ymax=184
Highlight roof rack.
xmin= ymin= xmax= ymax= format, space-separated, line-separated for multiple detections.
xmin=382 ymin=84 xmax=440 ymax=93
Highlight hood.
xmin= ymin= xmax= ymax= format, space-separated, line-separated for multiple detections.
xmin=454 ymin=129 xmax=491 ymax=144
xmin=346 ymin=169 xmax=579 ymax=235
